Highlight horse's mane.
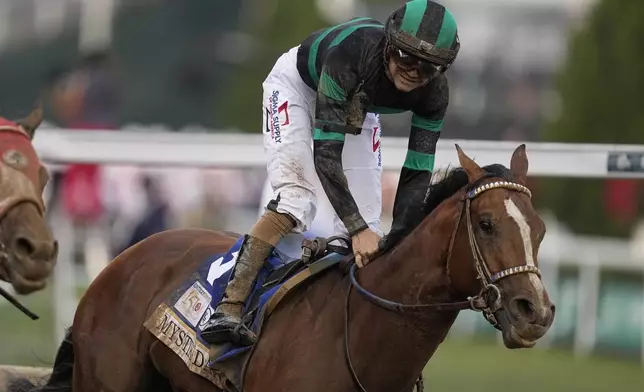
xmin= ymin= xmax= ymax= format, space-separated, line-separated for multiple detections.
xmin=382 ymin=163 xmax=516 ymax=252
xmin=422 ymin=163 xmax=516 ymax=217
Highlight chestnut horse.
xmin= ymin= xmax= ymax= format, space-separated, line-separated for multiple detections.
xmin=9 ymin=144 xmax=554 ymax=392
xmin=0 ymin=104 xmax=58 ymax=312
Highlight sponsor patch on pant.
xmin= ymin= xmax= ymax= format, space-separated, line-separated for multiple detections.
xmin=372 ymin=126 xmax=382 ymax=167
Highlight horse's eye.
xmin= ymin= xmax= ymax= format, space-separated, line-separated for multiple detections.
xmin=479 ymin=220 xmax=494 ymax=234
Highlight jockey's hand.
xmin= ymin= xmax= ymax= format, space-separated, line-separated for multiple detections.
xmin=351 ymin=228 xmax=382 ymax=268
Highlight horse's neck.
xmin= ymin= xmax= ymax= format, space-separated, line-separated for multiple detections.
xmin=348 ymin=201 xmax=461 ymax=389
xmin=361 ymin=200 xmax=458 ymax=308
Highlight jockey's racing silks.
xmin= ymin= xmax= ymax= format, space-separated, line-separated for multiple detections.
xmin=297 ymin=18 xmax=449 ymax=237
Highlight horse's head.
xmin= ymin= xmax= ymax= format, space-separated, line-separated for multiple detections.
xmin=0 ymin=104 xmax=58 ymax=295
xmin=447 ymin=144 xmax=554 ymax=349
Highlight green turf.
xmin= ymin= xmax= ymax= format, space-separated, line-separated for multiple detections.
xmin=2 ymin=289 xmax=643 ymax=390
xmin=425 ymin=336 xmax=644 ymax=391
xmin=0 ymin=286 xmax=56 ymax=367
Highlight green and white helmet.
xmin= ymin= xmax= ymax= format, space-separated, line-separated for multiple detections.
xmin=385 ymin=0 xmax=460 ymax=69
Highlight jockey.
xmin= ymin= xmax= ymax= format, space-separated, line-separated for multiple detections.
xmin=201 ymin=0 xmax=460 ymax=347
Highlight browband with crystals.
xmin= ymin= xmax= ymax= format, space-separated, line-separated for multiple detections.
xmin=466 ymin=181 xmax=532 ymax=200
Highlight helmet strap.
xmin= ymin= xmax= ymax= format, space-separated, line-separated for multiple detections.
xmin=383 ymin=40 xmax=394 ymax=81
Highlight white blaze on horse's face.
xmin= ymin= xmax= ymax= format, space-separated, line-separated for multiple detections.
xmin=503 ymin=197 xmax=546 ymax=302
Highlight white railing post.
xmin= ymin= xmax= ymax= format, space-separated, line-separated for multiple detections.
xmin=573 ymin=250 xmax=600 ymax=357
xmin=51 ymin=206 xmax=78 ymax=346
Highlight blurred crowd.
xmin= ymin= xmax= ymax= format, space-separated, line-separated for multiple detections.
xmin=1 ymin=0 xmax=638 ymax=263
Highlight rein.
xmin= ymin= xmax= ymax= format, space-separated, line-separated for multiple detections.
xmin=0 ymin=285 xmax=40 ymax=320
xmin=343 ymin=180 xmax=539 ymax=392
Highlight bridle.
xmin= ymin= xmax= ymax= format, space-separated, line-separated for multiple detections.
xmin=0 ymin=124 xmax=45 ymax=218
xmin=0 ymin=123 xmax=45 ymax=321
xmin=343 ymin=180 xmax=540 ymax=392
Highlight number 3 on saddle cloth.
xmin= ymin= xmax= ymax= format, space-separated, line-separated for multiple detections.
xmin=143 ymin=231 xmax=350 ymax=392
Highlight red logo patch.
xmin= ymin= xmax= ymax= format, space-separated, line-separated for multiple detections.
xmin=372 ymin=126 xmax=381 ymax=152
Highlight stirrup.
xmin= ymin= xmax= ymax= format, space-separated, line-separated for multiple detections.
xmin=201 ymin=312 xmax=256 ymax=347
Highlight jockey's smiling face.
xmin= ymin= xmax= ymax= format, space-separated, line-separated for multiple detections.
xmin=387 ymin=47 xmax=441 ymax=92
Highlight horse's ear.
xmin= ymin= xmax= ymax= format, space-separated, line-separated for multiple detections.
xmin=510 ymin=144 xmax=528 ymax=185
xmin=455 ymin=144 xmax=485 ymax=182
xmin=16 ymin=101 xmax=43 ymax=139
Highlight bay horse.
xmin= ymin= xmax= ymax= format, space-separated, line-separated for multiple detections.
xmin=0 ymin=104 xmax=58 ymax=310
xmin=9 ymin=144 xmax=554 ymax=392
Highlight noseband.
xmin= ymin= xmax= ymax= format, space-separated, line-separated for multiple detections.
xmin=0 ymin=125 xmax=45 ymax=217
xmin=344 ymin=180 xmax=540 ymax=392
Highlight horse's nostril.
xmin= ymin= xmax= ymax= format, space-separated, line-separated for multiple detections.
xmin=52 ymin=240 xmax=59 ymax=259
xmin=13 ymin=236 xmax=57 ymax=261
xmin=15 ymin=237 xmax=37 ymax=257
xmin=511 ymin=297 xmax=537 ymax=324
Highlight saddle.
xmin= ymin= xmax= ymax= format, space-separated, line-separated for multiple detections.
xmin=144 ymin=232 xmax=352 ymax=392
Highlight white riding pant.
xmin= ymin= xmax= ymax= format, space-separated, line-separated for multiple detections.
xmin=259 ymin=45 xmax=383 ymax=239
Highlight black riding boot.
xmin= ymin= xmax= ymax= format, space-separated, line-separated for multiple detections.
xmin=201 ymin=235 xmax=273 ymax=347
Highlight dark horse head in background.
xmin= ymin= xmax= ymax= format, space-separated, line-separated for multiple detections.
xmin=8 ymin=144 xmax=554 ymax=392
xmin=0 ymin=104 xmax=58 ymax=296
